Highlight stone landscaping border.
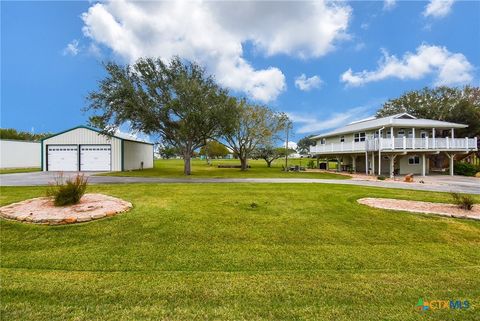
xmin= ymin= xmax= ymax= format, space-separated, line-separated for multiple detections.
xmin=358 ymin=197 xmax=480 ymax=220
xmin=0 ymin=193 xmax=132 ymax=225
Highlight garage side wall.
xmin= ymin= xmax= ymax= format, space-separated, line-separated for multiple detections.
xmin=42 ymin=128 xmax=122 ymax=171
xmin=123 ymin=141 xmax=154 ymax=170
xmin=0 ymin=140 xmax=41 ymax=168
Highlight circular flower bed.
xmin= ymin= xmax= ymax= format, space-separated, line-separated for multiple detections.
xmin=0 ymin=193 xmax=132 ymax=225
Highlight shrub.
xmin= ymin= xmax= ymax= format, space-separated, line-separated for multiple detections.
xmin=451 ymin=192 xmax=474 ymax=211
xmin=306 ymin=160 xmax=315 ymax=169
xmin=377 ymin=175 xmax=386 ymax=180
xmin=47 ymin=174 xmax=88 ymax=206
xmin=454 ymin=162 xmax=479 ymax=177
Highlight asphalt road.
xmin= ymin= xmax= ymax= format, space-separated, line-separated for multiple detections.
xmin=1 ymin=171 xmax=479 ymax=194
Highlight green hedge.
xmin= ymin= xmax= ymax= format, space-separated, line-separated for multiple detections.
xmin=454 ymin=162 xmax=479 ymax=176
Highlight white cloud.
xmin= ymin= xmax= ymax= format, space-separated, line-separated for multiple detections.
xmin=383 ymin=0 xmax=396 ymax=11
xmin=423 ymin=0 xmax=455 ymax=18
xmin=81 ymin=1 xmax=351 ymax=102
xmin=341 ymin=44 xmax=474 ymax=87
xmin=282 ymin=141 xmax=298 ymax=150
xmin=87 ymin=43 xmax=101 ymax=58
xmin=63 ymin=39 xmax=80 ymax=56
xmin=294 ymin=74 xmax=323 ymax=91
xmin=288 ymin=104 xmax=376 ymax=134
xmin=354 ymin=42 xmax=366 ymax=52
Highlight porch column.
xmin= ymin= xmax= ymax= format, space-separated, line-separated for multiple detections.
xmin=351 ymin=155 xmax=356 ymax=172
xmin=365 ymin=152 xmax=368 ymax=175
xmin=336 ymin=157 xmax=341 ymax=172
xmin=371 ymin=152 xmax=375 ymax=176
xmin=378 ymin=150 xmax=382 ymax=175
xmin=432 ymin=128 xmax=436 ymax=148
xmin=451 ymin=128 xmax=455 ymax=139
xmin=389 ymin=155 xmax=397 ymax=179
xmin=412 ymin=128 xmax=416 ymax=149
xmin=445 ymin=153 xmax=455 ymax=176
xmin=421 ymin=154 xmax=426 ymax=177
xmin=450 ymin=155 xmax=454 ymax=176
xmin=390 ymin=127 xmax=394 ymax=149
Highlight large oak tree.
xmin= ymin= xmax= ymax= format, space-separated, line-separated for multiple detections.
xmin=220 ymin=99 xmax=289 ymax=171
xmin=86 ymin=57 xmax=235 ymax=175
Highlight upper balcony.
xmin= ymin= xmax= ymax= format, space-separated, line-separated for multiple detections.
xmin=310 ymin=137 xmax=478 ymax=154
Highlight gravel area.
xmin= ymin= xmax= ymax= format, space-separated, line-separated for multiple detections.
xmin=358 ymin=197 xmax=480 ymax=220
xmin=0 ymin=193 xmax=132 ymax=225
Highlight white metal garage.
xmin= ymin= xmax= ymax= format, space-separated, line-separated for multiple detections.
xmin=41 ymin=126 xmax=153 ymax=172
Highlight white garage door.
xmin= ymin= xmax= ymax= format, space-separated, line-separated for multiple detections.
xmin=80 ymin=145 xmax=111 ymax=171
xmin=47 ymin=145 xmax=78 ymax=171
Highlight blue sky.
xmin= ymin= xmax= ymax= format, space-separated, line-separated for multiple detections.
xmin=2 ymin=0 xmax=479 ymax=142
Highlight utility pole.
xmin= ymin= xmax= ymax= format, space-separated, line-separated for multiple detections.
xmin=285 ymin=125 xmax=289 ymax=171
xmin=284 ymin=120 xmax=292 ymax=171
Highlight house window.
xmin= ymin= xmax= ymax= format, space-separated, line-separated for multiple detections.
xmin=320 ymin=138 xmax=326 ymax=145
xmin=340 ymin=136 xmax=345 ymax=143
xmin=420 ymin=131 xmax=427 ymax=138
xmin=408 ymin=156 xmax=420 ymax=165
xmin=407 ymin=130 xmax=413 ymax=138
xmin=397 ymin=129 xmax=405 ymax=138
xmin=354 ymin=132 xmax=366 ymax=142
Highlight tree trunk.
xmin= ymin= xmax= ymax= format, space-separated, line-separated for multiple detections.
xmin=184 ymin=151 xmax=192 ymax=175
xmin=240 ymin=157 xmax=248 ymax=171
xmin=266 ymin=159 xmax=272 ymax=167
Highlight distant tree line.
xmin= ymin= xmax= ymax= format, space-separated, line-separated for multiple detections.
xmin=0 ymin=128 xmax=51 ymax=141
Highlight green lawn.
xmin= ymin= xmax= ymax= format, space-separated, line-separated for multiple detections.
xmin=0 ymin=167 xmax=40 ymax=174
xmin=1 ymin=184 xmax=479 ymax=320
xmin=102 ymin=158 xmax=348 ymax=179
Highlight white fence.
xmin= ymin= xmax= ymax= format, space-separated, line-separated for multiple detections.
xmin=310 ymin=137 xmax=478 ymax=154
xmin=0 ymin=139 xmax=41 ymax=168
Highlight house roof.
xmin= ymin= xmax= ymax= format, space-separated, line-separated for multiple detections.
xmin=311 ymin=113 xmax=468 ymax=139
xmin=41 ymin=125 xmax=154 ymax=145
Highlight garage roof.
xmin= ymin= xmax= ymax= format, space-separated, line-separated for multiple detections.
xmin=41 ymin=125 xmax=154 ymax=145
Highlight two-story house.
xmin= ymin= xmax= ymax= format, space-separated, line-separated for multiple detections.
xmin=309 ymin=113 xmax=478 ymax=177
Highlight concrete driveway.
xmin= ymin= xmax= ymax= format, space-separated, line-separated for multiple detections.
xmin=1 ymin=171 xmax=479 ymax=194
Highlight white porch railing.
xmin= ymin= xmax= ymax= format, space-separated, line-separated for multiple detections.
xmin=310 ymin=137 xmax=478 ymax=154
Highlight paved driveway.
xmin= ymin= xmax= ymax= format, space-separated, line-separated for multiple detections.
xmin=1 ymin=171 xmax=479 ymax=194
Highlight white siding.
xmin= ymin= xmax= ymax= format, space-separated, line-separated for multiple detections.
xmin=398 ymin=155 xmax=430 ymax=175
xmin=0 ymin=140 xmax=41 ymax=168
xmin=123 ymin=140 xmax=153 ymax=170
xmin=42 ymin=128 xmax=122 ymax=171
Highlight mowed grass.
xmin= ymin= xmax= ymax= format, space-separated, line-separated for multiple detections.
xmin=0 ymin=167 xmax=40 ymax=174
xmin=101 ymin=158 xmax=348 ymax=179
xmin=1 ymin=184 xmax=479 ymax=320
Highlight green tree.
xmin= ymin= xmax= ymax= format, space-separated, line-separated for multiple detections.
xmin=297 ymin=135 xmax=315 ymax=155
xmin=0 ymin=128 xmax=51 ymax=141
xmin=253 ymin=145 xmax=295 ymax=167
xmin=86 ymin=56 xmax=235 ymax=175
xmin=376 ymin=86 xmax=480 ymax=138
xmin=221 ymin=99 xmax=289 ymax=171
xmin=158 ymin=145 xmax=179 ymax=159
xmin=199 ymin=140 xmax=229 ymax=160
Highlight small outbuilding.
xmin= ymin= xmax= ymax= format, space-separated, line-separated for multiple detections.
xmin=41 ymin=125 xmax=153 ymax=172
